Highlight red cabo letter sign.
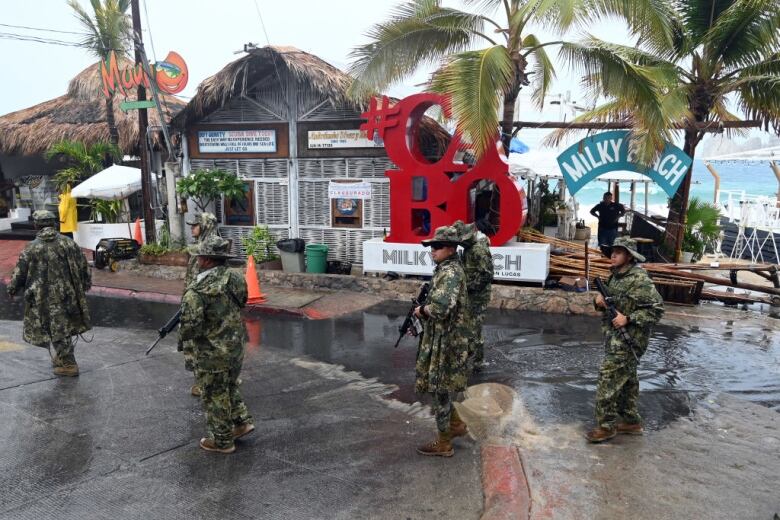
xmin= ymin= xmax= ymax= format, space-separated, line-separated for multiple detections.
xmin=360 ymin=94 xmax=526 ymax=246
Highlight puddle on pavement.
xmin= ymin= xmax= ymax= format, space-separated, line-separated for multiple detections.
xmin=2 ymin=287 xmax=777 ymax=431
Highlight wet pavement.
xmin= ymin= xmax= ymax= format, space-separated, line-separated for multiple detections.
xmin=1 ymin=289 xmax=779 ymax=519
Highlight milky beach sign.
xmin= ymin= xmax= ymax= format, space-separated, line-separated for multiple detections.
xmin=556 ymin=131 xmax=692 ymax=197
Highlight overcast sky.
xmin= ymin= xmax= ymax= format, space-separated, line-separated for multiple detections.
xmin=0 ymin=0 xmax=765 ymax=150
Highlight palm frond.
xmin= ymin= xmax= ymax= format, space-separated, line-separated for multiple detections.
xmin=734 ymin=74 xmax=780 ymax=133
xmin=430 ymin=45 xmax=514 ymax=156
xmin=347 ymin=0 xmax=488 ymax=100
xmin=703 ymin=0 xmax=780 ymax=69
xmin=522 ymin=34 xmax=556 ymax=109
xmin=678 ymin=0 xmax=737 ymax=45
xmin=589 ymin=0 xmax=679 ymax=57
xmin=68 ymin=0 xmax=131 ymax=59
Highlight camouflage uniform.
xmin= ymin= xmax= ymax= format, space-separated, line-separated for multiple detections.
xmin=179 ymin=236 xmax=252 ymax=450
xmin=453 ymin=221 xmax=493 ymax=367
xmin=594 ymin=239 xmax=664 ymax=430
xmin=181 ymin=212 xmax=219 ymax=373
xmin=416 ymin=228 xmax=470 ymax=436
xmin=7 ymin=211 xmax=91 ymax=370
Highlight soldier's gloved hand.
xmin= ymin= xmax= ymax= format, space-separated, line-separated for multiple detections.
xmin=594 ymin=294 xmax=605 ymax=308
xmin=612 ymin=312 xmax=628 ymax=328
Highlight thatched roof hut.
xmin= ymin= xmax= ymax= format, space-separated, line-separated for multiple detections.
xmin=0 ymin=60 xmax=185 ymax=156
xmin=173 ymin=45 xmax=449 ymax=147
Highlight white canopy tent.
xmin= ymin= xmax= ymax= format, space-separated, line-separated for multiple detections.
xmin=70 ymin=164 xmax=155 ymax=200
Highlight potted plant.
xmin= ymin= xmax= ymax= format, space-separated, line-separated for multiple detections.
xmin=242 ymin=225 xmax=281 ymax=270
xmin=138 ymin=225 xmax=189 ymax=266
xmin=681 ymin=197 xmax=721 ymax=263
xmin=175 ymin=168 xmax=246 ymax=213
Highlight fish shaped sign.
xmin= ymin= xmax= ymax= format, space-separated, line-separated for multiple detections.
xmin=99 ymin=50 xmax=188 ymax=98
xmin=556 ymin=131 xmax=692 ymax=197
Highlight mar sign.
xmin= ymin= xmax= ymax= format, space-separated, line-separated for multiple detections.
xmin=556 ymin=131 xmax=692 ymax=197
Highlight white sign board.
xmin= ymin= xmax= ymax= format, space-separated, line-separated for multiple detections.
xmin=362 ymin=238 xmax=550 ymax=284
xmin=308 ymin=129 xmax=383 ymax=149
xmin=198 ymin=129 xmax=277 ymax=154
xmin=328 ymin=181 xmax=372 ymax=200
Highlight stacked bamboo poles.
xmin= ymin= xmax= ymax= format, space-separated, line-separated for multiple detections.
xmin=517 ymin=229 xmax=610 ymax=281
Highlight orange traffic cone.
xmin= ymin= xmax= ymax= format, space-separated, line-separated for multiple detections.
xmin=245 ymin=256 xmax=266 ymax=305
xmin=133 ymin=218 xmax=143 ymax=245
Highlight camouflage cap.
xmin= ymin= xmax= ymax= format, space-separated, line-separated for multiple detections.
xmin=606 ymin=236 xmax=646 ymax=262
xmin=194 ymin=235 xmax=234 ymax=258
xmin=32 ymin=210 xmax=57 ymax=223
xmin=421 ymin=225 xmax=461 ymax=247
xmin=452 ymin=220 xmax=477 ymax=243
xmin=186 ymin=212 xmax=216 ymax=226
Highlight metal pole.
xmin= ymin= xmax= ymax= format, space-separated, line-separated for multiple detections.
xmin=704 ymin=161 xmax=721 ymax=205
xmin=644 ymin=181 xmax=649 ymax=215
xmin=770 ymin=161 xmax=780 ymax=208
xmin=131 ymin=0 xmax=156 ymax=243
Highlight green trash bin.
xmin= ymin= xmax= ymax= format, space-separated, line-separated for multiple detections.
xmin=305 ymin=244 xmax=328 ymax=273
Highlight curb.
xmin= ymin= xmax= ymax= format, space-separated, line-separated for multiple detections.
xmin=480 ymin=445 xmax=531 ymax=520
xmin=89 ymin=286 xmax=312 ymax=319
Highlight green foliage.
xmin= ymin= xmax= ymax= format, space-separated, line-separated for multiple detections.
xmin=548 ymin=0 xmax=780 ymax=165
xmin=347 ymin=0 xmax=672 ymax=157
xmin=45 ymin=140 xmax=121 ymax=193
xmin=139 ymin=225 xmax=187 ymax=256
xmin=242 ymin=226 xmax=279 ymax=263
xmin=681 ymin=197 xmax=721 ymax=261
xmin=176 ymin=169 xmax=247 ymax=213
xmin=68 ymin=0 xmax=132 ymax=60
xmin=89 ymin=199 xmax=122 ymax=224
xmin=536 ymin=180 xmax=563 ymax=229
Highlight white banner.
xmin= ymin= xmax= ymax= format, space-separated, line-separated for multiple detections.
xmin=198 ymin=129 xmax=277 ymax=154
xmin=362 ymin=238 xmax=550 ymax=283
xmin=308 ymin=129 xmax=383 ymax=149
xmin=328 ymin=181 xmax=373 ymax=200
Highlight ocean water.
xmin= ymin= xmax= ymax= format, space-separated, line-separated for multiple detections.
xmin=572 ymin=160 xmax=779 ymax=215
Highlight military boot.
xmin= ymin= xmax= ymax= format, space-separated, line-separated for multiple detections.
xmin=585 ymin=426 xmax=616 ymax=443
xmin=53 ymin=364 xmax=79 ymax=377
xmin=416 ymin=431 xmax=454 ymax=457
xmin=616 ymin=422 xmax=643 ymax=435
xmin=190 ymin=384 xmax=202 ymax=397
xmin=199 ymin=437 xmax=236 ymax=454
xmin=450 ymin=409 xmax=469 ymax=439
xmin=233 ymin=422 xmax=255 ymax=440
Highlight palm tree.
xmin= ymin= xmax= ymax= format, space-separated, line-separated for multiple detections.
xmin=348 ymin=0 xmax=672 ymax=156
xmin=68 ymin=0 xmax=132 ymax=149
xmin=45 ymin=140 xmax=122 ymax=192
xmin=549 ymin=0 xmax=780 ymax=259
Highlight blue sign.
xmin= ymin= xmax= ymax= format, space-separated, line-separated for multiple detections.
xmin=555 ymin=131 xmax=692 ymax=198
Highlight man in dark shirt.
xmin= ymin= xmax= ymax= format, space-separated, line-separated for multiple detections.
xmin=590 ymin=192 xmax=625 ymax=256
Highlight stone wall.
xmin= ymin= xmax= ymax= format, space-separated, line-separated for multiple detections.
xmin=256 ymin=270 xmax=599 ymax=316
xmin=115 ymin=260 xmax=599 ymax=316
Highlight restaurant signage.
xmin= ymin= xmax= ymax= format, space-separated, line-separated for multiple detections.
xmin=99 ymin=50 xmax=189 ymax=98
xmin=328 ymin=181 xmax=372 ymax=200
xmin=363 ymin=239 xmax=549 ymax=283
xmin=308 ymin=129 xmax=383 ymax=149
xmin=197 ymin=129 xmax=277 ymax=154
xmin=556 ymin=130 xmax=693 ymax=197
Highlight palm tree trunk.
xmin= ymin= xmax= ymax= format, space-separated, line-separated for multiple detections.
xmin=501 ymin=88 xmax=519 ymax=154
xmin=105 ymin=93 xmax=120 ymax=161
xmin=663 ymin=129 xmax=701 ymax=261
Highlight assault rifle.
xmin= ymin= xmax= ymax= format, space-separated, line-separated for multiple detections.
xmin=145 ymin=309 xmax=182 ymax=355
xmin=394 ymin=283 xmax=430 ymax=348
xmin=594 ymin=277 xmax=639 ymax=362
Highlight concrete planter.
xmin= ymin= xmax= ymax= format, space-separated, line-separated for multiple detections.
xmin=139 ymin=252 xmax=189 ymax=267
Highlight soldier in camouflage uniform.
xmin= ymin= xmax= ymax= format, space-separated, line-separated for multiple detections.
xmin=414 ymin=225 xmax=471 ymax=457
xmin=587 ymin=237 xmax=664 ymax=443
xmin=7 ymin=210 xmax=91 ymax=376
xmin=180 ymin=212 xmax=220 ymax=397
xmin=452 ymin=220 xmax=493 ymax=372
xmin=179 ymin=235 xmax=254 ymax=454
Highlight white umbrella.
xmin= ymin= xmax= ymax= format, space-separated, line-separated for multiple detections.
xmin=70 ymin=164 xmax=155 ymax=200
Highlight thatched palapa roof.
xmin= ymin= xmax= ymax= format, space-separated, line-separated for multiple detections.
xmin=0 ymin=59 xmax=186 ymax=156
xmin=173 ymin=45 xmax=449 ymax=147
